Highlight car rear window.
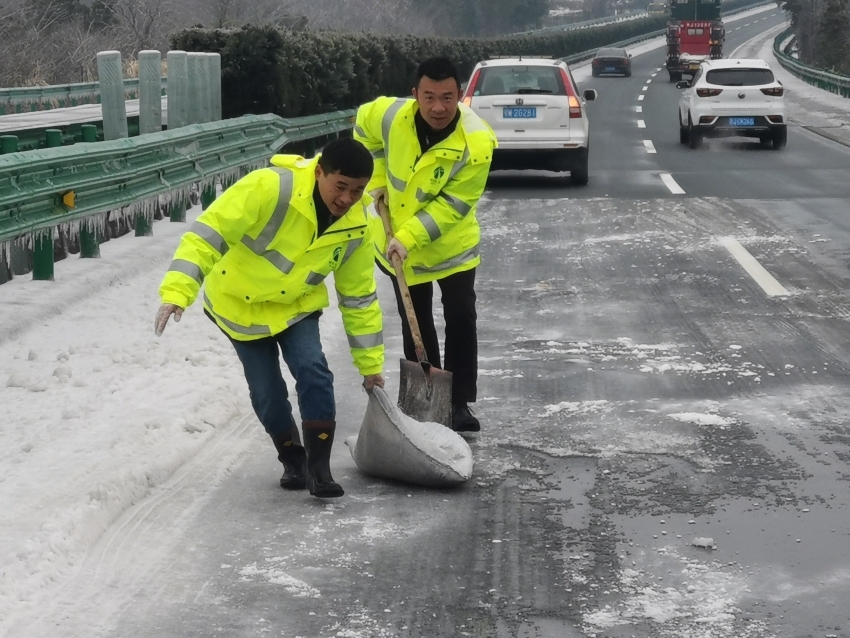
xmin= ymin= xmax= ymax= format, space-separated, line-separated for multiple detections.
xmin=475 ymin=66 xmax=567 ymax=96
xmin=596 ymin=49 xmax=625 ymax=58
xmin=705 ymin=68 xmax=776 ymax=86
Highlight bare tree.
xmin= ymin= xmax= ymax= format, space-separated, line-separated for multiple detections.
xmin=106 ymin=0 xmax=173 ymax=52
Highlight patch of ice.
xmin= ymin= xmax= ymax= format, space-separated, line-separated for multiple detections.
xmin=669 ymin=413 xmax=734 ymax=427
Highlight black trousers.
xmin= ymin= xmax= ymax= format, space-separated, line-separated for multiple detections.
xmin=379 ymin=263 xmax=478 ymax=403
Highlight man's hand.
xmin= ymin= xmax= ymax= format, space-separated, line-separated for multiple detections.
xmin=387 ymin=238 xmax=408 ymax=262
xmin=370 ymin=187 xmax=388 ymax=209
xmin=363 ymin=374 xmax=385 ymax=390
xmin=155 ymin=303 xmax=184 ymax=336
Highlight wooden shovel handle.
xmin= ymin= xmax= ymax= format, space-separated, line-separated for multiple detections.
xmin=375 ymin=199 xmax=428 ymax=364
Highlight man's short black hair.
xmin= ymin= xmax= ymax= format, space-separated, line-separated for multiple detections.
xmin=318 ymin=137 xmax=373 ymax=179
xmin=416 ymin=57 xmax=461 ymax=90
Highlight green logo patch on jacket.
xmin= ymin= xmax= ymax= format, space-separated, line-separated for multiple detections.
xmin=432 ymin=166 xmax=446 ymax=182
xmin=329 ymin=247 xmax=343 ymax=270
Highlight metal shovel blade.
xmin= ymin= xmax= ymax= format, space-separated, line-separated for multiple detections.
xmin=397 ymin=358 xmax=453 ymax=427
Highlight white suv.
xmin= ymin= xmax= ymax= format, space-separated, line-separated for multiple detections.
xmin=677 ymin=58 xmax=787 ymax=150
xmin=461 ymin=57 xmax=598 ymax=185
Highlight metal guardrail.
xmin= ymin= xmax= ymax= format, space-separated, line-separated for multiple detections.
xmin=0 ymin=118 xmax=142 ymax=152
xmin=560 ymin=0 xmax=777 ymax=65
xmin=0 ymin=77 xmax=168 ymax=115
xmin=516 ymin=10 xmax=648 ymax=36
xmin=773 ymin=27 xmax=850 ymax=98
xmin=0 ymin=110 xmax=355 ymax=243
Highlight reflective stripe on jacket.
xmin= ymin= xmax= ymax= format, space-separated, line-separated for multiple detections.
xmin=158 ymin=154 xmax=384 ymax=376
xmin=354 ymin=98 xmax=496 ymax=285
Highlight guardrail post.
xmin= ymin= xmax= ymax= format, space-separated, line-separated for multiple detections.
xmin=139 ymin=50 xmax=163 ymax=134
xmin=201 ymin=183 xmax=216 ymax=210
xmin=0 ymin=135 xmax=18 ymax=154
xmin=135 ymin=206 xmax=153 ymax=237
xmin=97 ymin=51 xmax=129 ymax=140
xmin=81 ymin=124 xmax=98 ymax=143
xmin=45 ymin=129 xmax=62 ymax=148
xmin=170 ymin=195 xmax=186 ymax=223
xmin=32 ymin=230 xmax=55 ymax=281
xmin=80 ymin=219 xmax=101 ymax=258
xmin=166 ymin=51 xmax=189 ymax=130
xmin=78 ymin=127 xmax=102 ymax=257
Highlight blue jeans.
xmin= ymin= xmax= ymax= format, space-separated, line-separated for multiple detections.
xmin=226 ymin=316 xmax=335 ymax=437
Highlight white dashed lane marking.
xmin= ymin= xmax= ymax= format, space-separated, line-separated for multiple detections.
xmin=642 ymin=86 xmax=648 ymax=91
xmin=635 ymin=106 xmax=643 ymax=113
xmin=643 ymin=140 xmax=657 ymax=154
xmin=718 ymin=237 xmax=789 ymax=297
xmin=638 ymin=95 xmax=645 ymax=101
xmin=660 ymin=173 xmax=685 ymax=195
xmin=638 ymin=120 xmax=646 ymax=128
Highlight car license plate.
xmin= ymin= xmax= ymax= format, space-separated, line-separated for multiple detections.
xmin=503 ymin=107 xmax=537 ymax=119
xmin=729 ymin=117 xmax=755 ymax=126
xmin=605 ymin=66 xmax=616 ymax=71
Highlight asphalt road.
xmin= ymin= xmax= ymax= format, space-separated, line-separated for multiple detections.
xmin=18 ymin=7 xmax=850 ymax=638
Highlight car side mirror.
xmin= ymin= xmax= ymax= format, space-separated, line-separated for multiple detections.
xmin=676 ymin=81 xmax=691 ymax=89
xmin=583 ymin=89 xmax=598 ymax=102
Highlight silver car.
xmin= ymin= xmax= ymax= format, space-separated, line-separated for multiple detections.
xmin=462 ymin=57 xmax=598 ymax=185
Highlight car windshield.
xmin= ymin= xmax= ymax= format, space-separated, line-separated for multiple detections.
xmin=705 ymin=68 xmax=775 ymax=86
xmin=475 ymin=66 xmax=566 ymax=96
xmin=596 ymin=49 xmax=625 ymax=58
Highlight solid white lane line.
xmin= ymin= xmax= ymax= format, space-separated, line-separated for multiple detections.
xmin=635 ymin=106 xmax=643 ymax=113
xmin=638 ymin=120 xmax=646 ymax=128
xmin=718 ymin=237 xmax=789 ymax=297
xmin=638 ymin=95 xmax=645 ymax=101
xmin=660 ymin=173 xmax=685 ymax=195
xmin=643 ymin=140 xmax=657 ymax=153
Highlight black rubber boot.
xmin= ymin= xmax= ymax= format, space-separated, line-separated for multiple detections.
xmin=302 ymin=420 xmax=344 ymax=498
xmin=270 ymin=426 xmax=307 ymax=490
xmin=452 ymin=403 xmax=480 ymax=433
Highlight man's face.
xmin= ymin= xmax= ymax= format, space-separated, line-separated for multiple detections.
xmin=315 ymin=166 xmax=370 ymax=217
xmin=413 ymin=76 xmax=462 ymax=130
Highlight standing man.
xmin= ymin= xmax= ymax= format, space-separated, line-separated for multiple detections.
xmin=355 ymin=57 xmax=496 ymax=433
xmin=154 ymin=137 xmax=385 ymax=498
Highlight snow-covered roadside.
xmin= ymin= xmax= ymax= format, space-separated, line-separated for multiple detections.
xmin=0 ymin=206 xmax=262 ymax=633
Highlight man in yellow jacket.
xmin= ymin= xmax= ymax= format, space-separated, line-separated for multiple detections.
xmin=154 ymin=138 xmax=384 ymax=498
xmin=355 ymin=57 xmax=496 ymax=432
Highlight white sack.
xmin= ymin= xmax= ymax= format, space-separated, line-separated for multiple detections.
xmin=344 ymin=386 xmax=473 ymax=487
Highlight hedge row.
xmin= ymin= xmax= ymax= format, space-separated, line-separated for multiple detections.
xmin=171 ymin=16 xmax=668 ymax=119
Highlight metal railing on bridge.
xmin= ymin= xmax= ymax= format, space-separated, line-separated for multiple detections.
xmin=773 ymin=27 xmax=850 ymax=98
xmin=0 ymin=110 xmax=355 ymax=283
xmin=0 ymin=77 xmax=168 ymax=116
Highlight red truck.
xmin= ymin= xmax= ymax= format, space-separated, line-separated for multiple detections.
xmin=665 ymin=0 xmax=725 ymax=82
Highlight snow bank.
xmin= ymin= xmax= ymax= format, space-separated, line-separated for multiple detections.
xmin=0 ymin=202 xmax=258 ymax=634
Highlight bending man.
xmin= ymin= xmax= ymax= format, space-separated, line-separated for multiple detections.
xmin=155 ymin=138 xmax=384 ymax=498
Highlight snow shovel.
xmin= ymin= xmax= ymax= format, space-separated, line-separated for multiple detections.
xmin=376 ymin=199 xmax=453 ymax=427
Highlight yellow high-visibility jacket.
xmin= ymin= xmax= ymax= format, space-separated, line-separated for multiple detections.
xmin=158 ymin=154 xmax=384 ymax=376
xmin=354 ymin=98 xmax=497 ymax=285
